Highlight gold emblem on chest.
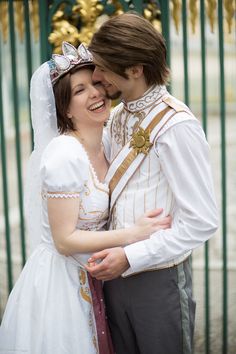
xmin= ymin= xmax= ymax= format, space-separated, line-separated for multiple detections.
xmin=130 ymin=127 xmax=153 ymax=155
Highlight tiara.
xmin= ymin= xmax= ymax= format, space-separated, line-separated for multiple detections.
xmin=48 ymin=42 xmax=94 ymax=85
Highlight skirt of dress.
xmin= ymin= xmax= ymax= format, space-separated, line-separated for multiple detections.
xmin=0 ymin=243 xmax=99 ymax=354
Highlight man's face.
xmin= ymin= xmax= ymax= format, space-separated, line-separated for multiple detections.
xmin=92 ymin=65 xmax=131 ymax=100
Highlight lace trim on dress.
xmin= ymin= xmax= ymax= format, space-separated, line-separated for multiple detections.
xmin=80 ymin=145 xmax=109 ymax=193
xmin=65 ymin=135 xmax=109 ymax=193
xmin=42 ymin=191 xmax=81 ymax=199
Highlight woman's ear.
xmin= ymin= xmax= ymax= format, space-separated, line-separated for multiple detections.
xmin=67 ymin=112 xmax=72 ymax=119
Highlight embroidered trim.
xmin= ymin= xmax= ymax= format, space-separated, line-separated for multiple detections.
xmin=123 ymin=85 xmax=164 ymax=112
xmin=90 ymin=168 xmax=109 ymax=195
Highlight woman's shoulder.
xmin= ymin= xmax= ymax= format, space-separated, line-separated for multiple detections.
xmin=42 ymin=135 xmax=88 ymax=164
xmin=40 ymin=135 xmax=89 ymax=190
xmin=41 ymin=135 xmax=89 ymax=177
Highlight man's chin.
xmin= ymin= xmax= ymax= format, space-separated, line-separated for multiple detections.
xmin=106 ymin=90 xmax=122 ymax=100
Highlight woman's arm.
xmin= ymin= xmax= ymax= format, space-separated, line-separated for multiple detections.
xmin=47 ymin=196 xmax=171 ymax=256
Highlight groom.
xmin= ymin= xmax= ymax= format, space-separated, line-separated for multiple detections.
xmin=86 ymin=13 xmax=218 ymax=354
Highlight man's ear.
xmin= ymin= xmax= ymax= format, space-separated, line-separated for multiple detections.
xmin=125 ymin=65 xmax=144 ymax=79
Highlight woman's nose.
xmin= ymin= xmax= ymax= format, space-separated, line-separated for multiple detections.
xmin=89 ymin=85 xmax=101 ymax=97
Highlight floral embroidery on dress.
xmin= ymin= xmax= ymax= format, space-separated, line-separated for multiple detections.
xmin=84 ymin=181 xmax=91 ymax=196
xmin=78 ymin=269 xmax=99 ymax=353
xmin=79 ymin=269 xmax=92 ymax=304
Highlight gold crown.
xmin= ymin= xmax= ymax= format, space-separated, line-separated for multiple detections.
xmin=48 ymin=42 xmax=94 ymax=85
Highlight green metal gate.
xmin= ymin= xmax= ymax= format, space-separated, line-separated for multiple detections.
xmin=0 ymin=1 xmax=235 ymax=353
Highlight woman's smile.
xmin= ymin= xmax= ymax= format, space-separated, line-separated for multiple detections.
xmin=88 ymin=99 xmax=106 ymax=112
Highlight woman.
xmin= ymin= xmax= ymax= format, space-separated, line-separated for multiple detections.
xmin=0 ymin=42 xmax=170 ymax=354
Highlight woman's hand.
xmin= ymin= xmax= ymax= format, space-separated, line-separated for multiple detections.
xmin=129 ymin=208 xmax=172 ymax=244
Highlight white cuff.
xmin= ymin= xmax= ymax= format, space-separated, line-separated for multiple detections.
xmin=122 ymin=240 xmax=152 ymax=277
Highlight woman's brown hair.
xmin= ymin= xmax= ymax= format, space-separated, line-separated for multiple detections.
xmin=53 ymin=64 xmax=95 ymax=133
xmin=89 ymin=13 xmax=170 ymax=86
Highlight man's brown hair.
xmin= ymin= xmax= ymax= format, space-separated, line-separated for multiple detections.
xmin=89 ymin=13 xmax=170 ymax=86
xmin=53 ymin=65 xmax=94 ymax=133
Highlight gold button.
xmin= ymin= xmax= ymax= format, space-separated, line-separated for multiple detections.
xmin=136 ymin=135 xmax=145 ymax=148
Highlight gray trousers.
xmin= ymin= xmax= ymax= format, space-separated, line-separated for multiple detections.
xmin=104 ymin=258 xmax=195 ymax=354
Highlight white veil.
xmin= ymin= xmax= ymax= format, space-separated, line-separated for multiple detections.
xmin=24 ymin=62 xmax=59 ymax=253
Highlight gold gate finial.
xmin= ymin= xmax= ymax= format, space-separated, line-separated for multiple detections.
xmin=15 ymin=1 xmax=24 ymax=42
xmin=224 ymin=0 xmax=235 ymax=33
xmin=189 ymin=0 xmax=198 ymax=34
xmin=30 ymin=0 xmax=40 ymax=42
xmin=0 ymin=2 xmax=9 ymax=42
xmin=206 ymin=0 xmax=217 ymax=33
xmin=171 ymin=0 xmax=181 ymax=34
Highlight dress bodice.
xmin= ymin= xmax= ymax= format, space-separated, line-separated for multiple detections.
xmin=40 ymin=135 xmax=109 ymax=259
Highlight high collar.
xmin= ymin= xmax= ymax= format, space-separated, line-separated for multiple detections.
xmin=122 ymin=85 xmax=167 ymax=113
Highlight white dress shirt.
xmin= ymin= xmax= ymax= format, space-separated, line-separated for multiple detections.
xmin=123 ymin=117 xmax=218 ymax=275
xmin=107 ymin=85 xmax=218 ymax=276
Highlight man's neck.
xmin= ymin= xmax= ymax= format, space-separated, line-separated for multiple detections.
xmin=123 ymin=78 xmax=150 ymax=102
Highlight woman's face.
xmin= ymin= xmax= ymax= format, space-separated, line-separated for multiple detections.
xmin=67 ymin=68 xmax=111 ymax=129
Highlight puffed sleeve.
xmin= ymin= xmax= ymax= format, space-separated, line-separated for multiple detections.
xmin=40 ymin=136 xmax=89 ymax=198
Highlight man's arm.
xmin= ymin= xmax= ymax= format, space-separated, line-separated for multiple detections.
xmin=122 ymin=119 xmax=218 ymax=275
xmin=85 ymin=210 xmax=172 ymax=279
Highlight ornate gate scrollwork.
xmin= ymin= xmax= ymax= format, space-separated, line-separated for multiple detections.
xmin=48 ymin=0 xmax=162 ymax=53
xmin=0 ymin=1 xmax=235 ymax=52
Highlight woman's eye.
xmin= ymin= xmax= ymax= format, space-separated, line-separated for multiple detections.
xmin=74 ymin=89 xmax=84 ymax=95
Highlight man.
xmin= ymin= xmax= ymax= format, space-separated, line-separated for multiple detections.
xmin=86 ymin=13 xmax=218 ymax=354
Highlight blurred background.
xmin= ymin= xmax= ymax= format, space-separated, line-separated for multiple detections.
xmin=0 ymin=1 xmax=235 ymax=353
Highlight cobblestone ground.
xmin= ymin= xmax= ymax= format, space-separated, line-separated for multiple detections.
xmin=0 ymin=114 xmax=235 ymax=353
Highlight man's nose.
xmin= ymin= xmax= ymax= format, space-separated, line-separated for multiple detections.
xmin=92 ymin=67 xmax=103 ymax=81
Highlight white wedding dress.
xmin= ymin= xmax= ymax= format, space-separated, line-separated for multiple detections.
xmin=0 ymin=135 xmax=110 ymax=354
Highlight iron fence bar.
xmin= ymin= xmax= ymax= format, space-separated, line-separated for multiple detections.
xmin=200 ymin=1 xmax=207 ymax=135
xmin=200 ymin=1 xmax=210 ymax=353
xmin=181 ymin=0 xmax=189 ymax=106
xmin=159 ymin=0 xmax=171 ymax=68
xmin=132 ymin=0 xmax=142 ymax=14
xmin=217 ymin=1 xmax=228 ymax=353
xmin=0 ymin=38 xmax=13 ymax=293
xmin=23 ymin=0 xmax=33 ymax=150
xmin=159 ymin=0 xmax=171 ymax=93
xmin=8 ymin=0 xmax=26 ymax=267
xmin=39 ymin=0 xmax=49 ymax=63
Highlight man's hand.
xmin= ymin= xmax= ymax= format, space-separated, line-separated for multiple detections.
xmin=85 ymin=247 xmax=129 ymax=280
